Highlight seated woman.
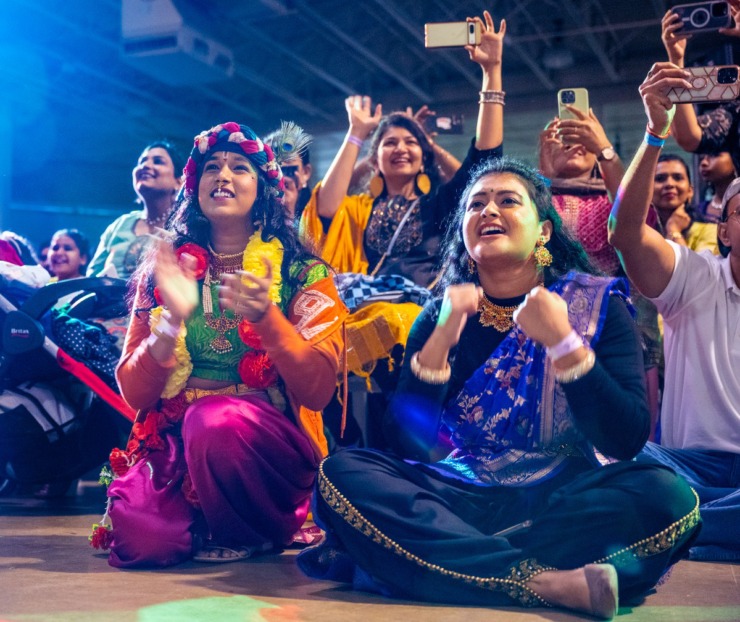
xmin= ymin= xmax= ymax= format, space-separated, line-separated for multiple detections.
xmin=652 ymin=154 xmax=718 ymax=254
xmin=87 ymin=140 xmax=183 ymax=280
xmin=90 ymin=122 xmax=347 ymax=567
xmin=298 ymin=157 xmax=699 ymax=619
xmin=300 ymin=9 xmax=504 ymax=379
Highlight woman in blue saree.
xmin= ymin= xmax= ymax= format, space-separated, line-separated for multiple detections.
xmin=298 ymin=158 xmax=700 ymax=619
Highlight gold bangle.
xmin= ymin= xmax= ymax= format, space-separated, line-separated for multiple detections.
xmin=410 ymin=351 xmax=451 ymax=385
xmin=554 ymin=348 xmax=596 ymax=384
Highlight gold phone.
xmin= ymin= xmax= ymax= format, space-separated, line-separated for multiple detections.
xmin=558 ymin=88 xmax=589 ymax=119
xmin=425 ymin=21 xmax=482 ymax=48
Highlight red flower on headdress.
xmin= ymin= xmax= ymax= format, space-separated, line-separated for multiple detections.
xmin=238 ymin=350 xmax=277 ymax=389
xmin=184 ymin=158 xmax=197 ymax=176
xmin=175 ymin=243 xmax=209 ymax=281
xmin=222 ymin=122 xmax=241 ymax=133
xmin=238 ymin=321 xmax=263 ymax=350
xmin=240 ymin=139 xmax=260 ymax=154
xmin=207 ymin=134 xmax=218 ymax=147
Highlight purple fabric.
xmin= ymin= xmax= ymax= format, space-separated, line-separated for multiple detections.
xmin=107 ymin=433 xmax=195 ymax=568
xmin=182 ymin=395 xmax=318 ymax=548
xmin=106 ymin=393 xmax=319 ymax=568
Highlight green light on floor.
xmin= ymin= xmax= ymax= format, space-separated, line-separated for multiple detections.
xmin=138 ymin=595 xmax=280 ymax=622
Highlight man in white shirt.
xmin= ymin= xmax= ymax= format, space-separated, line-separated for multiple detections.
xmin=608 ymin=62 xmax=740 ymax=561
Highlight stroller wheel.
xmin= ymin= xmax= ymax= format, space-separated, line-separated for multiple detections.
xmin=0 ymin=478 xmax=17 ymax=497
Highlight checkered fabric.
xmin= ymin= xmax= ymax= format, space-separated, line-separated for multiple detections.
xmin=334 ymin=273 xmax=432 ymax=312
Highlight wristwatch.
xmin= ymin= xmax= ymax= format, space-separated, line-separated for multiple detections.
xmin=597 ymin=146 xmax=616 ymax=162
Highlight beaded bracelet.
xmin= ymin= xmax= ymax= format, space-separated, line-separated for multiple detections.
xmin=479 ymin=90 xmax=506 ymax=105
xmin=346 ymin=135 xmax=364 ymax=148
xmin=646 ymin=124 xmax=670 ymax=140
xmin=545 ymin=329 xmax=584 ymax=362
xmin=554 ymin=348 xmax=596 ymax=384
xmin=410 ymin=351 xmax=451 ymax=385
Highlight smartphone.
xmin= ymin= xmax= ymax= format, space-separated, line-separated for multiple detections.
xmin=424 ymin=114 xmax=464 ymax=135
xmin=674 ymin=1 xmax=731 ymax=34
xmin=667 ymin=65 xmax=740 ymax=103
xmin=425 ymin=21 xmax=482 ymax=48
xmin=557 ymin=88 xmax=589 ymax=119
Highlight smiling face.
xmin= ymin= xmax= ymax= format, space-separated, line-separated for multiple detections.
xmin=375 ymin=125 xmax=424 ymax=184
xmin=462 ymin=172 xmax=551 ymax=268
xmin=197 ymin=151 xmax=259 ymax=226
xmin=49 ymin=234 xmax=86 ymax=280
xmin=132 ymin=147 xmax=180 ymax=200
xmin=653 ymin=160 xmax=693 ymax=212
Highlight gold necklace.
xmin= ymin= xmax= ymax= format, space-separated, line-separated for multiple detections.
xmin=202 ymin=250 xmax=243 ymax=353
xmin=478 ymin=296 xmax=518 ymax=333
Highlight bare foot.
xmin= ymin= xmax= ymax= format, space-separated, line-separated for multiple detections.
xmin=527 ymin=563 xmax=618 ymax=619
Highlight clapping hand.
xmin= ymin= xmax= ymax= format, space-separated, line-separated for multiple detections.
xmin=219 ymin=256 xmax=274 ymax=323
xmin=153 ymin=240 xmax=198 ymax=323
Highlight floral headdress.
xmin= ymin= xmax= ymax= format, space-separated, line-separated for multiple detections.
xmin=182 ymin=122 xmax=284 ymax=197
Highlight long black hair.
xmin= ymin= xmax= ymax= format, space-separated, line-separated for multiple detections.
xmin=131 ymin=163 xmax=318 ymax=308
xmin=438 ymin=157 xmax=598 ymax=291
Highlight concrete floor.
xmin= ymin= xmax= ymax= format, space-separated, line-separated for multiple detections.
xmin=1 ymin=482 xmax=738 ymax=622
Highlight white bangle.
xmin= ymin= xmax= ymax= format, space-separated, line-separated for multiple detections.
xmin=479 ymin=90 xmax=505 ymax=105
xmin=410 ymin=351 xmax=451 ymax=385
xmin=545 ymin=329 xmax=583 ymax=362
xmin=554 ymin=348 xmax=596 ymax=384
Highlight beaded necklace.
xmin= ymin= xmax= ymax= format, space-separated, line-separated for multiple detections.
xmin=202 ymin=248 xmax=243 ymax=353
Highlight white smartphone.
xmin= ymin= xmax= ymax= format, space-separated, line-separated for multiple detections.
xmin=425 ymin=21 xmax=482 ymax=48
xmin=558 ymin=88 xmax=589 ymax=120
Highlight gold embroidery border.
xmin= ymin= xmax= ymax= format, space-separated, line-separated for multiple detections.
xmin=319 ymin=461 xmax=702 ymax=608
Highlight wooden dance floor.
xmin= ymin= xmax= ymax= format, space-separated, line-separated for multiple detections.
xmin=1 ymin=480 xmax=738 ymax=622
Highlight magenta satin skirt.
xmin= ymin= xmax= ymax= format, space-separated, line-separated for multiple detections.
xmin=107 ymin=394 xmax=319 ymax=568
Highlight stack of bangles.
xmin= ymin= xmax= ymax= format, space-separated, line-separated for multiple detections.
xmin=645 ymin=124 xmax=670 ymax=148
xmin=410 ymin=351 xmax=451 ymax=385
xmin=546 ymin=329 xmax=596 ymax=384
xmin=346 ymin=135 xmax=364 ymax=149
xmin=479 ymin=90 xmax=505 ymax=105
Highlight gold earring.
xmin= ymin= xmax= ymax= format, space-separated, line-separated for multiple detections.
xmin=369 ymin=174 xmax=385 ymax=198
xmin=534 ymin=236 xmax=553 ymax=268
xmin=467 ymin=255 xmax=477 ymax=275
xmin=415 ymin=167 xmax=431 ymax=195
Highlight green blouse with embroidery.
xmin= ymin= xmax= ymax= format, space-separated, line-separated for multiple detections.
xmin=185 ymin=259 xmax=329 ymax=382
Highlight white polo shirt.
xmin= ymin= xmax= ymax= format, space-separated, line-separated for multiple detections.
xmin=650 ymin=242 xmax=740 ymax=453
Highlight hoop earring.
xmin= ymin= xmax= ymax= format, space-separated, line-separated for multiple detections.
xmin=467 ymin=255 xmax=477 ymax=276
xmin=534 ymin=236 xmax=553 ymax=268
xmin=369 ymin=173 xmax=385 ymax=198
xmin=415 ymin=167 xmax=431 ymax=195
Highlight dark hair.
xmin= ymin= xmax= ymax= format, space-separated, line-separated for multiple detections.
xmin=657 ymin=153 xmax=691 ymax=185
xmin=367 ymin=112 xmax=441 ymax=197
xmin=141 ymin=140 xmax=186 ymax=178
xmin=438 ymin=157 xmax=598 ymax=291
xmin=131 ymin=162 xmax=317 ymax=307
xmin=51 ymin=228 xmax=90 ymax=266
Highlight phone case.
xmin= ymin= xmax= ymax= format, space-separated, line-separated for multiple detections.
xmin=424 ymin=22 xmax=482 ymax=48
xmin=558 ymin=88 xmax=589 ymax=119
xmin=667 ymin=66 xmax=740 ymax=103
xmin=674 ymin=1 xmax=732 ymax=34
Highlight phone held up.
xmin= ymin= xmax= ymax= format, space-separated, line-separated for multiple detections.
xmin=673 ymin=1 xmax=731 ymax=34
xmin=424 ymin=114 xmax=464 ymax=135
xmin=557 ymin=88 xmax=589 ymax=120
xmin=425 ymin=21 xmax=482 ymax=48
xmin=667 ymin=65 xmax=740 ymax=103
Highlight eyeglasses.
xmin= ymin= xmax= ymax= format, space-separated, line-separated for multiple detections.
xmin=724 ymin=206 xmax=740 ymax=222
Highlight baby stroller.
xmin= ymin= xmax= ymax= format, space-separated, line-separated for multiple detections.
xmin=0 ymin=275 xmax=135 ymax=496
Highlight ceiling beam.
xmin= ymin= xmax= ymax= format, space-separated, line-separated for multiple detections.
xmin=368 ymin=0 xmax=480 ymax=90
xmin=560 ymin=0 xmax=620 ymax=82
xmin=293 ymin=0 xmax=432 ymax=101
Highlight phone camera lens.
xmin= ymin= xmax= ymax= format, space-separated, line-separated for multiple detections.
xmin=717 ymin=67 xmax=739 ymax=84
xmin=561 ymin=90 xmax=576 ymax=104
xmin=469 ymin=23 xmax=474 ymax=34
xmin=689 ymin=7 xmax=711 ymax=27
xmin=713 ymin=2 xmax=729 ymax=17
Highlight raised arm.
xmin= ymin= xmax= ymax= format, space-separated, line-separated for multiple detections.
xmin=608 ymin=63 xmax=692 ymax=298
xmin=466 ymin=10 xmax=505 ymax=150
xmin=316 ymin=96 xmax=382 ymax=220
